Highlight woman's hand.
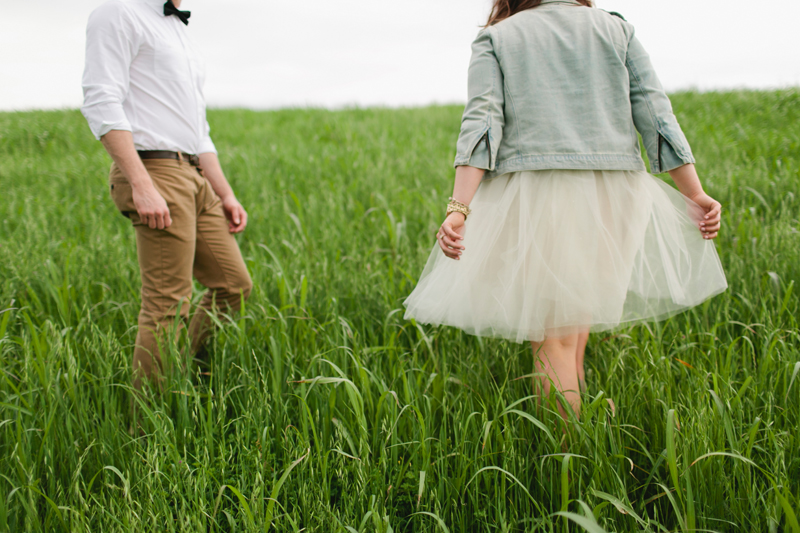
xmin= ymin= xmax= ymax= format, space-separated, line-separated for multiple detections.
xmin=689 ymin=192 xmax=721 ymax=240
xmin=437 ymin=212 xmax=466 ymax=259
xmin=667 ymin=165 xmax=721 ymax=240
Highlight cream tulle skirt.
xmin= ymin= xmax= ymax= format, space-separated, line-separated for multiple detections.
xmin=403 ymin=170 xmax=728 ymax=343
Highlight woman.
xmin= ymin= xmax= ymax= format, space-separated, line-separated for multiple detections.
xmin=404 ymin=0 xmax=727 ymax=417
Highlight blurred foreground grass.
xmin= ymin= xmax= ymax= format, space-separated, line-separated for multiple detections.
xmin=0 ymin=90 xmax=799 ymax=532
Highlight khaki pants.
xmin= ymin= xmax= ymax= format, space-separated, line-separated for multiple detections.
xmin=109 ymin=159 xmax=252 ymax=389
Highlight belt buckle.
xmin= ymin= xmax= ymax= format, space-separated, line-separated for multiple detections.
xmin=176 ymin=152 xmax=199 ymax=167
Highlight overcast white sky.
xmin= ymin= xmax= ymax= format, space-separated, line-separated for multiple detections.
xmin=1 ymin=0 xmax=799 ymax=110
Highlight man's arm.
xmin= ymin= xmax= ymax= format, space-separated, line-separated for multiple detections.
xmin=82 ymin=2 xmax=136 ymax=141
xmin=102 ymin=130 xmax=172 ymax=230
xmin=198 ymin=153 xmax=247 ymax=233
xmin=82 ymin=4 xmax=171 ymax=230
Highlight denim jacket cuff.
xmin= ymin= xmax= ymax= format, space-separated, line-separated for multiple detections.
xmin=656 ymin=138 xmax=695 ymax=173
xmin=651 ymin=126 xmax=695 ymax=173
xmin=454 ymin=140 xmax=491 ymax=170
xmin=454 ymin=126 xmax=498 ymax=170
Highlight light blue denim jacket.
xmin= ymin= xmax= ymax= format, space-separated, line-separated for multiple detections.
xmin=454 ymin=0 xmax=695 ymax=178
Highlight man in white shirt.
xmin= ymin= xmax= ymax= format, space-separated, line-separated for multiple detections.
xmin=82 ymin=0 xmax=252 ymax=390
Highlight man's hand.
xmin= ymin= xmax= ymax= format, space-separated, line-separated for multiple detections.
xmin=197 ymin=153 xmax=246 ymax=233
xmin=222 ymin=195 xmax=248 ymax=233
xmin=131 ymin=182 xmax=172 ymax=229
xmin=132 ymin=183 xmax=172 ymax=229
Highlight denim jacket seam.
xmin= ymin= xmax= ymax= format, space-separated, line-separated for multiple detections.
xmin=626 ymin=50 xmax=662 ymax=172
xmin=496 ymin=153 xmax=644 ymax=166
xmin=504 ymin=90 xmax=521 ymax=158
xmin=503 ymin=152 xmax=641 ymax=158
xmin=488 ymin=155 xmax=647 ymax=176
xmin=486 ymin=28 xmax=498 ymax=169
xmin=491 ymin=29 xmax=520 ymax=159
xmin=484 ymin=77 xmax=495 ymax=170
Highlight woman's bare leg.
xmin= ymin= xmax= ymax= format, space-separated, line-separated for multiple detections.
xmin=531 ymin=333 xmax=581 ymax=419
xmin=576 ymin=330 xmax=589 ymax=393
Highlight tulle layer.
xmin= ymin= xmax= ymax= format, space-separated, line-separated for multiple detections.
xmin=404 ymin=169 xmax=727 ymax=343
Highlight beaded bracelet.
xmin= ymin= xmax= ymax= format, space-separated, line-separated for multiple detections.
xmin=446 ymin=197 xmax=472 ymax=220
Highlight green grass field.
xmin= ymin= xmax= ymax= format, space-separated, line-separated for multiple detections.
xmin=1 ymin=90 xmax=799 ymax=532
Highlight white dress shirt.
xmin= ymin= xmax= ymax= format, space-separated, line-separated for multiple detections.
xmin=81 ymin=0 xmax=216 ymax=154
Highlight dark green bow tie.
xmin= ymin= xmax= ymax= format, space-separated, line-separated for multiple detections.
xmin=163 ymin=1 xmax=190 ymax=25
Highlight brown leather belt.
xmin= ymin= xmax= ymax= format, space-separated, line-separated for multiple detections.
xmin=137 ymin=150 xmax=200 ymax=167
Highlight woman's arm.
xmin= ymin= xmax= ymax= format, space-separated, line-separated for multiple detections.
xmin=454 ymin=29 xmax=505 ymax=172
xmin=437 ymin=165 xmax=485 ymax=259
xmin=626 ymin=31 xmax=695 ymax=174
xmin=438 ymin=28 xmax=503 ymax=259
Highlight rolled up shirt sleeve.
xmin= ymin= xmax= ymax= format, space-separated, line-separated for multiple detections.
xmin=626 ymin=30 xmax=695 ymax=173
xmin=454 ymin=28 xmax=505 ymax=171
xmin=81 ymin=2 xmax=137 ymax=140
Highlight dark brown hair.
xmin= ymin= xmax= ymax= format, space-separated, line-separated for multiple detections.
xmin=486 ymin=0 xmax=592 ymax=26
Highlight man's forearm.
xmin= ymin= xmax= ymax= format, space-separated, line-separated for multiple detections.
xmin=198 ymin=152 xmax=235 ymax=201
xmin=100 ymin=130 xmax=154 ymax=191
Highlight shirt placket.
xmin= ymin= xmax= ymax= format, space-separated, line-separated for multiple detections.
xmin=173 ymin=22 xmax=202 ymax=153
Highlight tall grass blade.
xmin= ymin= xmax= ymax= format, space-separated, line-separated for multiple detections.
xmin=219 ymin=485 xmax=255 ymax=527
xmin=666 ymin=410 xmax=681 ymax=496
xmin=465 ymin=466 xmax=535 ymax=503
xmin=416 ymin=470 xmax=426 ymax=509
xmin=591 ymin=490 xmax=647 ymax=527
xmin=264 ymin=450 xmax=309 ymax=530
xmin=787 ymin=362 xmax=800 ymax=401
xmin=775 ymin=484 xmax=800 ymax=533
xmin=412 ymin=511 xmax=451 ymax=533
xmin=552 ymin=512 xmax=608 ymax=533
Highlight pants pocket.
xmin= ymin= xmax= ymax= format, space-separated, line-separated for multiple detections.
xmin=108 ymin=163 xmax=137 ymax=219
xmin=109 ymin=180 xmax=135 ymax=219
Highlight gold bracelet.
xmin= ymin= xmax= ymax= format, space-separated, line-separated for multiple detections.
xmin=446 ymin=197 xmax=472 ymax=220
